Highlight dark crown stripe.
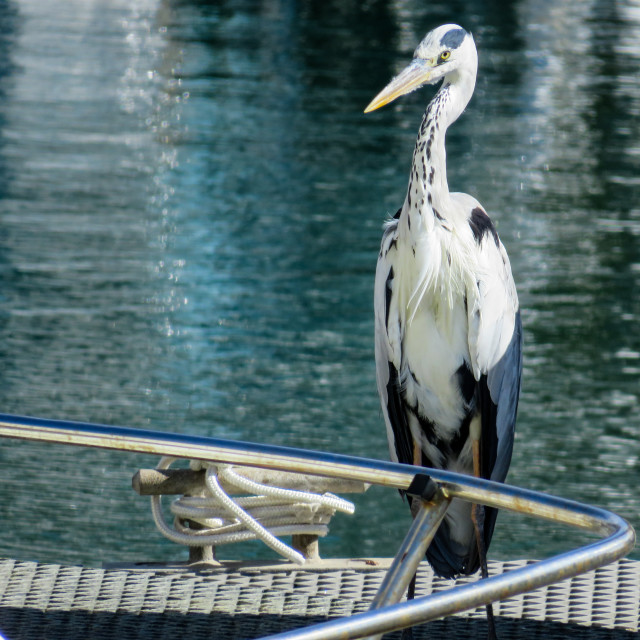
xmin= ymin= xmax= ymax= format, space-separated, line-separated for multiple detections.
xmin=440 ymin=28 xmax=466 ymax=49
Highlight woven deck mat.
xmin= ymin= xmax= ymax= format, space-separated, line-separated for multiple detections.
xmin=0 ymin=557 xmax=638 ymax=639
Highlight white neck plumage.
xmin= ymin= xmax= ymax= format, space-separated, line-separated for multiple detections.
xmin=401 ymin=62 xmax=477 ymax=236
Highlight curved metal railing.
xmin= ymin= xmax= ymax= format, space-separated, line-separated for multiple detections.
xmin=0 ymin=413 xmax=635 ymax=639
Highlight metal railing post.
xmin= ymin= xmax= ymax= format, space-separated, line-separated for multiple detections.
xmin=363 ymin=487 xmax=450 ymax=640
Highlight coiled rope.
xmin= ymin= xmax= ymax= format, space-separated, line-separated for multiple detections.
xmin=150 ymin=457 xmax=355 ymax=564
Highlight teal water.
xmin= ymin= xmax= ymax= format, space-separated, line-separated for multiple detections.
xmin=0 ymin=0 xmax=638 ymax=566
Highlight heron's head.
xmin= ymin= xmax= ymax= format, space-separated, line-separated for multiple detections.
xmin=365 ymin=24 xmax=476 ymax=113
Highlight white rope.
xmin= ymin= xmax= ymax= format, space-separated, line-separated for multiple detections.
xmin=204 ymin=468 xmax=305 ymax=563
xmin=219 ymin=466 xmax=355 ymax=514
xmin=149 ymin=457 xmax=355 ymax=564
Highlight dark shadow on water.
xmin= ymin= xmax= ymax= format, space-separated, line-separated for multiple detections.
xmin=0 ymin=607 xmax=636 ymax=640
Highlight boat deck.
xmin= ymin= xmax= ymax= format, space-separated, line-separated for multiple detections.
xmin=0 ymin=556 xmax=637 ymax=639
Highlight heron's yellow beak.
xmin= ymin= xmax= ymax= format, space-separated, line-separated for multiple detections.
xmin=364 ymin=59 xmax=432 ymax=113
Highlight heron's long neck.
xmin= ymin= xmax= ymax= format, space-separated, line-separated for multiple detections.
xmin=401 ymin=77 xmax=473 ymax=237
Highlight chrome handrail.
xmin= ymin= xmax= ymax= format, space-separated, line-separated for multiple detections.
xmin=0 ymin=413 xmax=635 ymax=639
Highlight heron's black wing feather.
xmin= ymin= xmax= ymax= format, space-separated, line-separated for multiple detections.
xmin=485 ymin=309 xmax=523 ymax=484
xmin=385 ymin=361 xmax=414 ymax=466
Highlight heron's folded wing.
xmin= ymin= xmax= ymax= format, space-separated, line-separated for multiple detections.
xmin=466 ymin=225 xmax=523 ymax=484
xmin=374 ymin=218 xmax=414 ymax=466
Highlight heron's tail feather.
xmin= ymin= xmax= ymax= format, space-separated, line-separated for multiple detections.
xmin=425 ymin=505 xmax=500 ymax=579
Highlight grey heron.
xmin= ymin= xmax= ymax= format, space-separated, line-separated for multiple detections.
xmin=366 ymin=24 xmax=522 ymax=587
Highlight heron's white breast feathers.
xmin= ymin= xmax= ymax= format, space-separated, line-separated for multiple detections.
xmin=401 ymin=288 xmax=469 ymax=431
xmin=401 ymin=219 xmax=479 ymax=329
xmin=375 ymin=218 xmax=474 ymax=434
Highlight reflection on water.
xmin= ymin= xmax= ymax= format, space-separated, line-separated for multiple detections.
xmin=0 ymin=0 xmax=637 ymax=566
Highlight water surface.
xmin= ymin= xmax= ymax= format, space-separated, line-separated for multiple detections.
xmin=0 ymin=0 xmax=637 ymax=565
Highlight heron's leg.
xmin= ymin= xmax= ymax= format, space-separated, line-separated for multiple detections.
xmin=471 ymin=436 xmax=489 ymax=578
xmin=412 ymin=439 xmax=422 ymax=466
xmin=470 ymin=418 xmax=498 ymax=640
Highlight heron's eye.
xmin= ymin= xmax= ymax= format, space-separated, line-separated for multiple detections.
xmin=438 ymin=50 xmax=451 ymax=63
